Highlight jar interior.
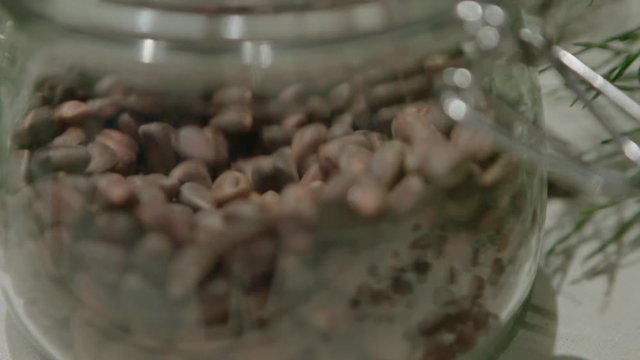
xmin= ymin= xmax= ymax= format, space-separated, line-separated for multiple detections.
xmin=0 ymin=3 xmax=545 ymax=360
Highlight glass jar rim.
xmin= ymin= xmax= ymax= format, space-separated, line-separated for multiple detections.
xmin=4 ymin=0 xmax=454 ymax=43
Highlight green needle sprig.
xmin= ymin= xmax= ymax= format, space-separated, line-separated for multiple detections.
xmin=545 ymin=22 xmax=640 ymax=276
xmin=571 ymin=26 xmax=640 ymax=101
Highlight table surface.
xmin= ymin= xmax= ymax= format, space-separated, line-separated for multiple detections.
xmin=502 ymin=2 xmax=640 ymax=356
xmin=1 ymin=2 xmax=640 ymax=360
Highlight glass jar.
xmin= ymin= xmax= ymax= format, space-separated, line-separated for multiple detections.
xmin=0 ymin=1 xmax=546 ymax=359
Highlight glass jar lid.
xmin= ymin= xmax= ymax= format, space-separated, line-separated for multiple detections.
xmin=103 ymin=0 xmax=395 ymax=13
xmin=5 ymin=0 xmax=453 ymax=42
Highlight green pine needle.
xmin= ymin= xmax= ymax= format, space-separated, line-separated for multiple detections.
xmin=546 ymin=24 xmax=640 ymax=272
xmin=562 ymin=25 xmax=640 ymax=105
xmin=583 ymin=209 xmax=640 ymax=262
xmin=546 ymin=215 xmax=594 ymax=257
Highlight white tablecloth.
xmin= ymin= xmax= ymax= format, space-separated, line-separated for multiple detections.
xmin=500 ymin=202 xmax=640 ymax=360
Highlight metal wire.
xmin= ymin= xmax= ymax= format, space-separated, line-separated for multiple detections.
xmin=441 ymin=92 xmax=636 ymax=197
xmin=519 ymin=29 xmax=640 ymax=168
xmin=445 ymin=1 xmax=640 ymax=197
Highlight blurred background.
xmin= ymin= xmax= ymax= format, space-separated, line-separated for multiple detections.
xmin=501 ymin=1 xmax=640 ymax=359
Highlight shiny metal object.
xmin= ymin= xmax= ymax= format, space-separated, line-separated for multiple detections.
xmin=443 ymin=0 xmax=640 ymax=197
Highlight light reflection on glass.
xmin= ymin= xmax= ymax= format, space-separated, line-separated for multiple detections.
xmin=139 ymin=38 xmax=156 ymax=64
xmin=242 ymin=41 xmax=274 ymax=69
xmin=221 ymin=15 xmax=246 ymax=40
xmin=135 ymin=9 xmax=155 ymax=33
